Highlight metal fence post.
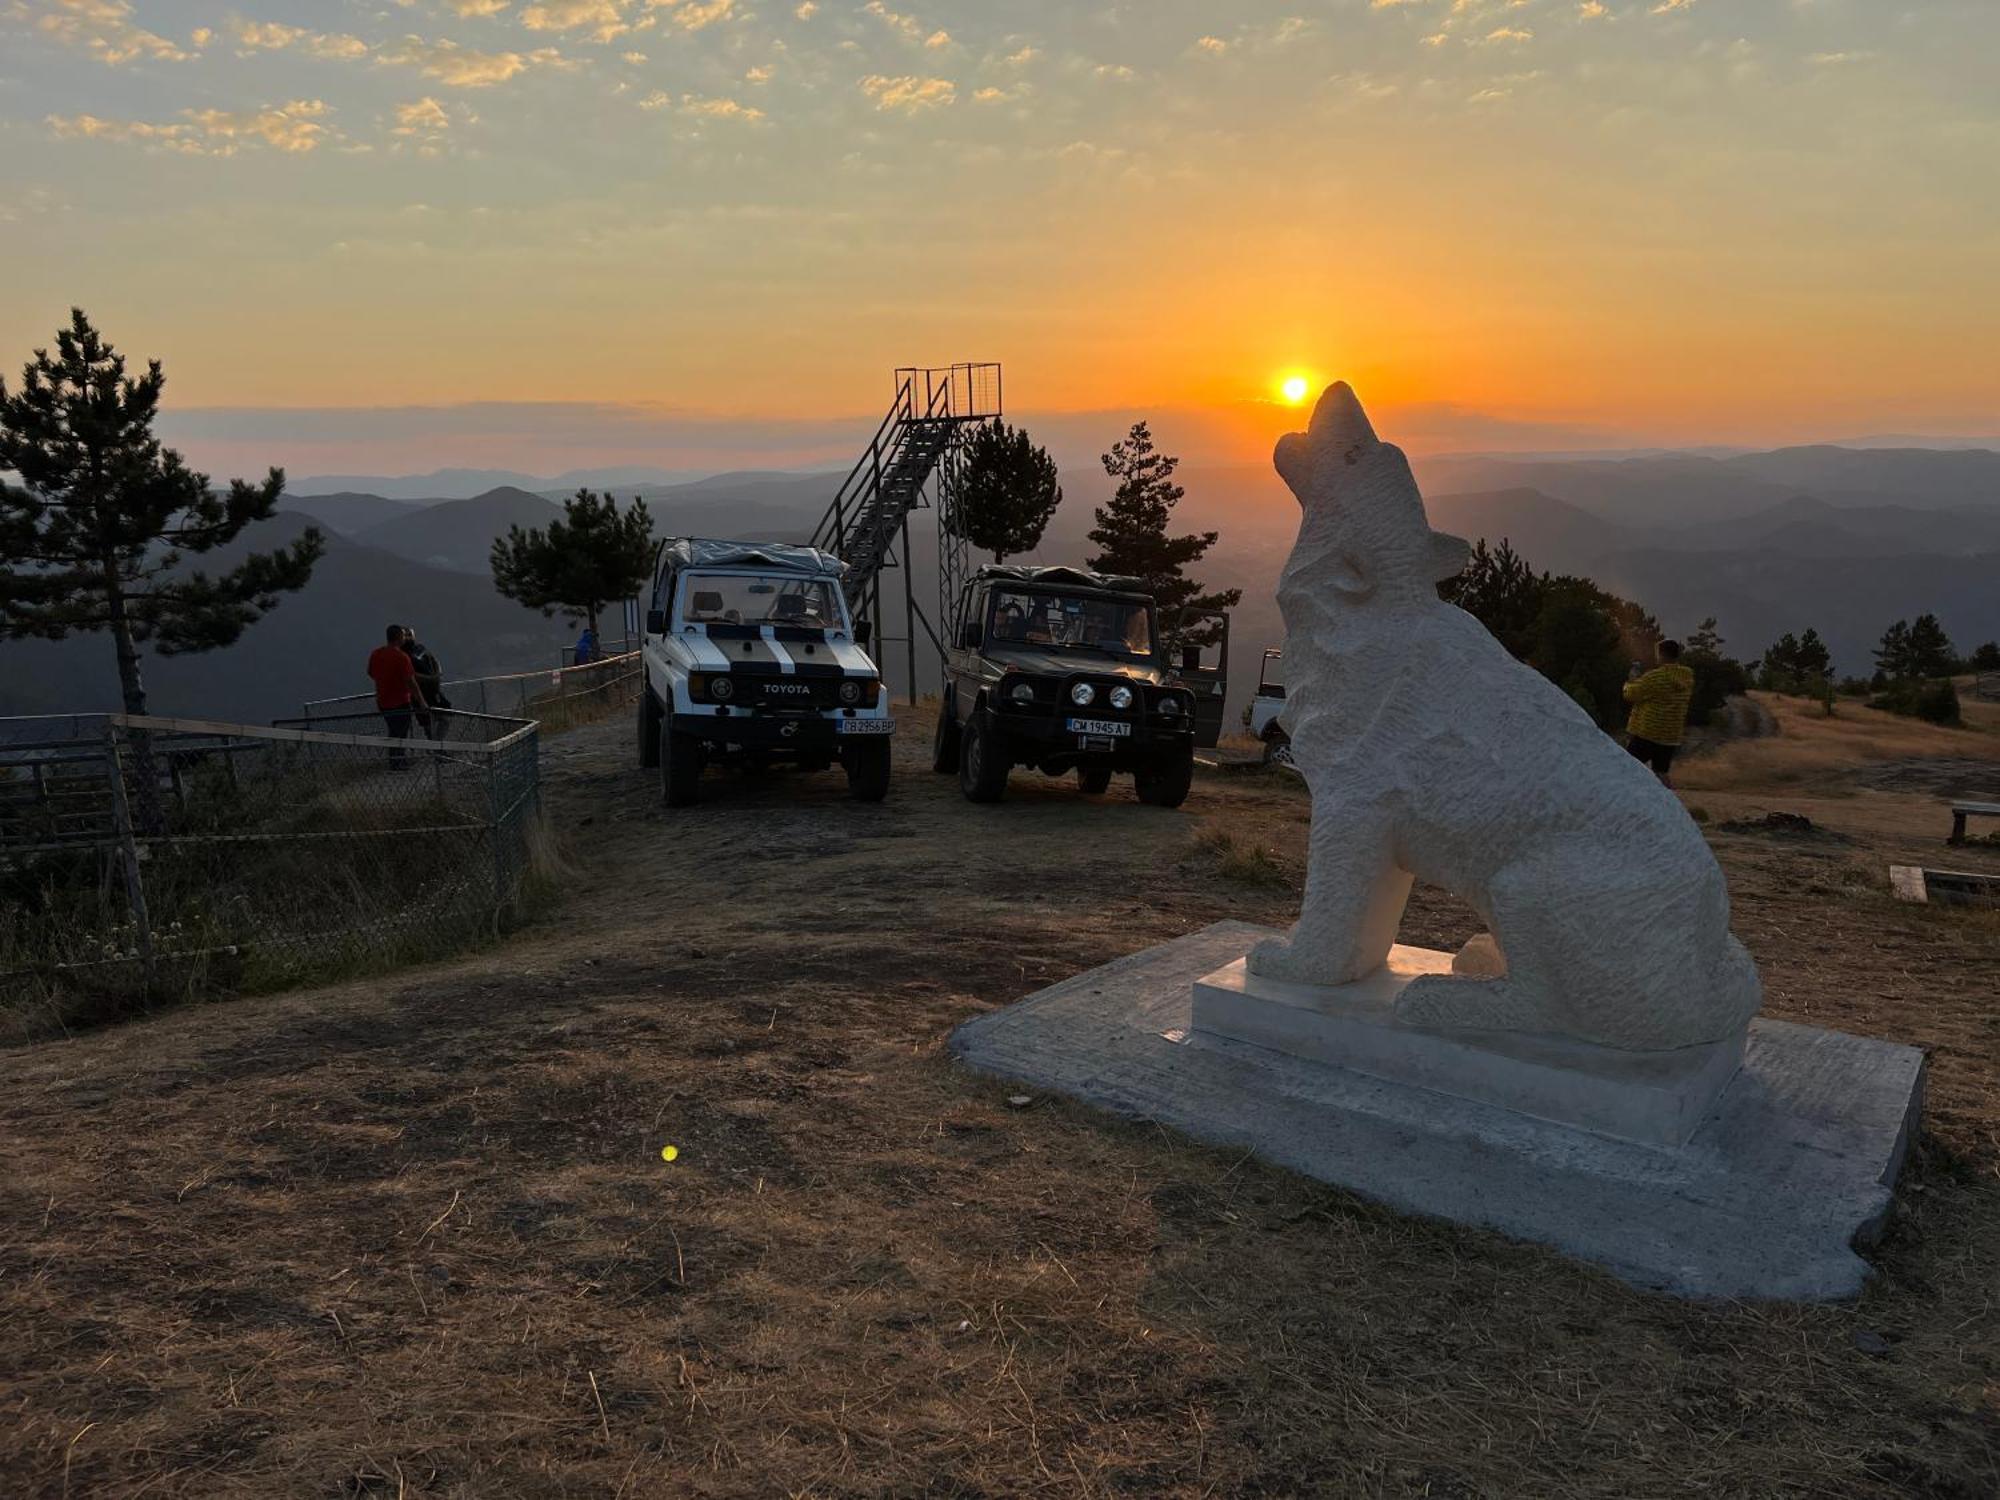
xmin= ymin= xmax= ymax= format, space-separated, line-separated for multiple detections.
xmin=103 ymin=724 xmax=157 ymax=993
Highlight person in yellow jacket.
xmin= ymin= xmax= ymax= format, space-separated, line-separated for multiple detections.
xmin=1622 ymin=638 xmax=1695 ymax=782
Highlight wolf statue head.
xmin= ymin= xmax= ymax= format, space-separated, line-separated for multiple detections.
xmin=1275 ymin=383 xmax=1472 ymax=607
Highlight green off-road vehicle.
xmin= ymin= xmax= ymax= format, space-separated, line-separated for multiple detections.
xmin=932 ymin=565 xmax=1197 ymax=807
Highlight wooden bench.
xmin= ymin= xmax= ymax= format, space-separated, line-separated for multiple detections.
xmin=1948 ymin=800 xmax=2000 ymax=845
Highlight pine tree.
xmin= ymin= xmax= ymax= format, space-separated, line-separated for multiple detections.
xmin=1438 ymin=537 xmax=1542 ymax=659
xmin=1903 ymin=613 xmax=1956 ymax=678
xmin=952 ymin=422 xmax=1062 ymax=564
xmin=0 ymin=309 xmax=323 ymax=717
xmin=1793 ymin=627 xmax=1832 ymax=681
xmin=1686 ymin=617 xmax=1724 ymax=656
xmin=1873 ymin=619 xmax=1912 ymax=681
xmin=1086 ymin=422 xmax=1240 ymax=648
xmin=490 ymin=487 xmax=655 ymax=637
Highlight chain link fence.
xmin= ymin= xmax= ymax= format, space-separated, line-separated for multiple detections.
xmin=1 ymin=708 xmax=540 ymax=1037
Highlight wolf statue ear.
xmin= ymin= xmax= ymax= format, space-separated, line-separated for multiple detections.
xmin=1430 ymin=531 xmax=1472 ymax=583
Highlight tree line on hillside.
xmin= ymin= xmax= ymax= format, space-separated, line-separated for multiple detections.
xmin=10 ymin=310 xmax=1984 ymax=742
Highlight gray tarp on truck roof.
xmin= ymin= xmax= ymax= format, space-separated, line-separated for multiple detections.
xmin=664 ymin=538 xmax=849 ymax=578
xmin=970 ymin=564 xmax=1151 ymax=595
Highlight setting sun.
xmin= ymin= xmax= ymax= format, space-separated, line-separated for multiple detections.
xmin=1280 ymin=375 xmax=1311 ymax=405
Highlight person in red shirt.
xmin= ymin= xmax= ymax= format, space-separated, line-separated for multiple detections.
xmin=366 ymin=623 xmax=427 ymax=751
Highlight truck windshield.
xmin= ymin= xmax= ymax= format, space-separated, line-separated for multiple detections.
xmin=988 ymin=589 xmax=1155 ymax=658
xmin=681 ymin=574 xmax=842 ymax=629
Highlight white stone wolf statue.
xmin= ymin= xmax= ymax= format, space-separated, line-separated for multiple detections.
xmin=1247 ymin=383 xmax=1762 ymax=1051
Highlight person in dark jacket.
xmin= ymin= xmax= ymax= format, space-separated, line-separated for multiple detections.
xmin=401 ymin=629 xmax=450 ymax=738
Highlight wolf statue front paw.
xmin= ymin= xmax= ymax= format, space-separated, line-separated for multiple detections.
xmin=1248 ymin=934 xmax=1315 ymax=983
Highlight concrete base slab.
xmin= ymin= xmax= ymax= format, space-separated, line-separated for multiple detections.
xmin=950 ymin=922 xmax=1925 ymax=1301
xmin=1192 ymin=950 xmax=1745 ymax=1147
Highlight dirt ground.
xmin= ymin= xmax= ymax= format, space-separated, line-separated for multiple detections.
xmin=3 ymin=695 xmax=1998 ymax=1497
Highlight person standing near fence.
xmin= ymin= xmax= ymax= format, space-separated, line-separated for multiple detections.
xmin=367 ymin=624 xmax=427 ymax=756
xmin=574 ymin=624 xmax=596 ymax=667
xmin=402 ymin=628 xmax=449 ymax=738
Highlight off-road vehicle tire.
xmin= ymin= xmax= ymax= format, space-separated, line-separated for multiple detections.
xmin=959 ymin=709 xmax=1010 ymax=803
xmin=637 ymin=688 xmax=662 ymax=769
xmin=1134 ymin=744 xmax=1194 ymax=809
xmin=845 ymin=739 xmax=892 ymax=803
xmin=661 ymin=727 xmax=702 ymax=807
xmin=931 ymin=694 xmax=962 ymax=774
xmin=1077 ymin=766 xmax=1112 ymax=795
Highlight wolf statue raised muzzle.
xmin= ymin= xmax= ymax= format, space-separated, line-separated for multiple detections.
xmin=1248 ymin=382 xmax=1760 ymax=1052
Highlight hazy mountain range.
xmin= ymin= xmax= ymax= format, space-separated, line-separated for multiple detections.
xmin=4 ymin=443 xmax=1994 ymax=728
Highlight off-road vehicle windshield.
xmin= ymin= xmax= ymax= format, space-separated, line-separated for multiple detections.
xmin=988 ymin=589 xmax=1154 ymax=659
xmin=681 ymin=573 xmax=842 ymax=629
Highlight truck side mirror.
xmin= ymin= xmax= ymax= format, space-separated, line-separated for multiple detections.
xmin=645 ymin=608 xmax=666 ymax=636
xmin=1181 ymin=646 xmax=1202 ymax=672
xmin=855 ymin=620 xmax=872 ymax=646
xmin=958 ymin=622 xmax=982 ymax=650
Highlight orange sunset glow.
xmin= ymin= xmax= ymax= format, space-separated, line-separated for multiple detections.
xmin=2 ymin=1 xmax=1996 ymax=472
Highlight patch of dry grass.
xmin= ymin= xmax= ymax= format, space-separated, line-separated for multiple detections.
xmin=3 ymin=709 xmax=1997 ymax=1497
xmin=1677 ymin=692 xmax=2000 ymax=794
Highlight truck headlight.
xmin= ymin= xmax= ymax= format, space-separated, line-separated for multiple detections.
xmin=1109 ymin=685 xmax=1135 ymax=710
xmin=1158 ymin=694 xmax=1183 ymax=715
xmin=837 ymin=679 xmax=862 ymax=705
xmin=1070 ymin=682 xmax=1096 ymax=707
xmin=1009 ymin=679 xmax=1037 ymax=704
xmin=709 ymin=675 xmax=734 ymax=701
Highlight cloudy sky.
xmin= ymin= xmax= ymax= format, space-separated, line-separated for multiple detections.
xmin=1 ymin=0 xmax=1995 ymax=476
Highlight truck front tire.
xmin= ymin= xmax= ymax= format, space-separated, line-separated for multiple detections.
xmin=845 ymin=739 xmax=892 ymax=802
xmin=931 ymin=695 xmax=962 ymax=774
xmin=1134 ymin=744 xmax=1194 ymax=809
xmin=661 ymin=726 xmax=701 ymax=807
xmin=958 ymin=710 xmax=1009 ymax=803
xmin=637 ymin=688 xmax=662 ymax=769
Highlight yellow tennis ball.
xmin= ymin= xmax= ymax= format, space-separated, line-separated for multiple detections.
xmin=660 ymin=1144 xmax=679 ymax=1162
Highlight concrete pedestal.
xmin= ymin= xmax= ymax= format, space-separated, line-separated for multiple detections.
xmin=1192 ymin=949 xmax=1745 ymax=1147
xmin=950 ymin=922 xmax=1925 ymax=1301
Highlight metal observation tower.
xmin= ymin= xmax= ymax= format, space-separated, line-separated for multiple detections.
xmin=809 ymin=364 xmax=1002 ymax=702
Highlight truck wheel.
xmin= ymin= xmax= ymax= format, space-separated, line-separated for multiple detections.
xmin=931 ymin=694 xmax=962 ymax=774
xmin=1134 ymin=744 xmax=1194 ymax=809
xmin=637 ymin=689 xmax=661 ymax=769
xmin=845 ymin=738 xmax=892 ymax=802
xmin=1077 ymin=766 xmax=1112 ymax=795
xmin=958 ymin=710 xmax=1009 ymax=803
xmin=661 ymin=727 xmax=701 ymax=807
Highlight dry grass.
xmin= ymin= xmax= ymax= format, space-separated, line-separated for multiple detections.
xmin=2 ymin=708 xmax=1997 ymax=1497
xmin=1676 ymin=691 xmax=2000 ymax=794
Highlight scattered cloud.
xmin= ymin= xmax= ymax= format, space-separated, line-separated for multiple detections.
xmin=794 ymin=0 xmax=816 ymax=16
xmin=1485 ymin=26 xmax=1532 ymax=44
xmin=622 ymin=49 xmax=647 ymax=62
xmin=392 ymin=97 xmax=451 ymax=135
xmin=231 ymin=21 xmax=370 ymax=62
xmin=858 ymin=73 xmax=954 ymax=112
xmin=521 ymin=1 xmax=630 ymax=42
xmin=744 ymin=63 xmax=773 ymax=82
xmin=1649 ymin=0 xmax=1694 ymax=12
xmin=1809 ymin=50 xmax=1871 ymax=67
xmin=30 ymin=0 xmax=192 ymax=66
xmin=639 ymin=89 xmax=764 ymax=120
xmin=1004 ymin=46 xmax=1038 ymax=66
xmin=1194 ymin=36 xmax=1228 ymax=55
xmin=1093 ymin=63 xmax=1135 ymax=80
xmin=443 ymin=1 xmax=513 ymax=15
xmin=1578 ymin=1 xmax=1608 ymax=17
xmin=378 ymin=37 xmax=558 ymax=87
xmin=649 ymin=0 xmax=735 ymax=30
xmin=48 ymin=98 xmax=332 ymax=155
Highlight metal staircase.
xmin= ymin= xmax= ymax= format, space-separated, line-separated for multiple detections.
xmin=811 ymin=364 xmax=1001 ymax=698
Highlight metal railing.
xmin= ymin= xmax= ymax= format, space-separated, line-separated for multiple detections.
xmin=1 ymin=710 xmax=541 ymax=1028
xmin=300 ymin=648 xmax=641 ymax=724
